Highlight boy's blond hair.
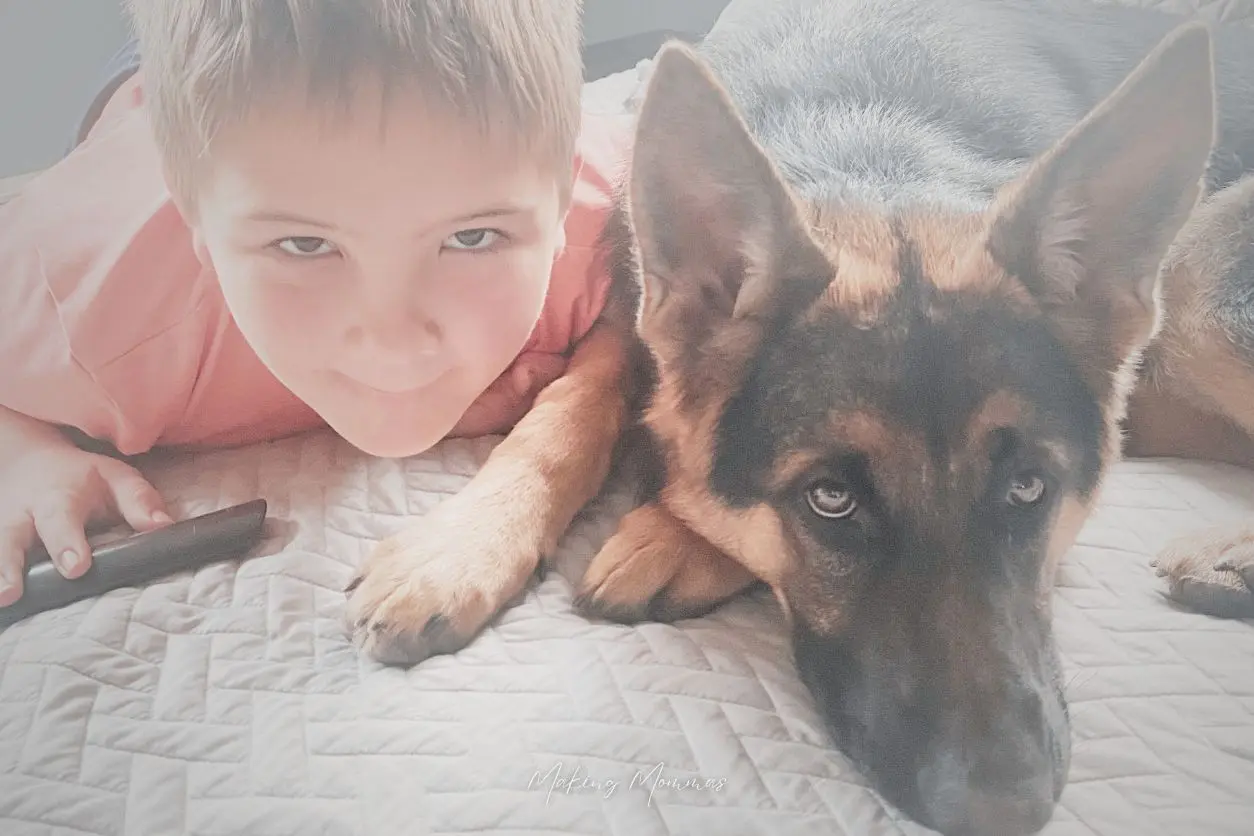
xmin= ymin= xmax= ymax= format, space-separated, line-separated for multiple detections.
xmin=124 ymin=0 xmax=584 ymax=208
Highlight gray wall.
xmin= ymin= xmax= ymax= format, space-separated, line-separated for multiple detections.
xmin=0 ymin=2 xmax=133 ymax=177
xmin=0 ymin=0 xmax=732 ymax=178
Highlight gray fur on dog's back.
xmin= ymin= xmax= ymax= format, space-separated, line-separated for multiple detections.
xmin=698 ymin=0 xmax=1254 ymax=211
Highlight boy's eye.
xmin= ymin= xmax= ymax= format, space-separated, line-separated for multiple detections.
xmin=444 ymin=228 xmax=501 ymax=250
xmin=277 ymin=236 xmax=337 ymax=257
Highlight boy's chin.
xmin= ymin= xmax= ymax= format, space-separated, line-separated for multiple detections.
xmin=325 ymin=409 xmax=460 ymax=460
xmin=347 ymin=434 xmax=442 ymax=460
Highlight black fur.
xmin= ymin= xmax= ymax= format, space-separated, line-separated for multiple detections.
xmin=710 ymin=277 xmax=1106 ymax=507
xmin=612 ymin=2 xmax=1254 ymax=834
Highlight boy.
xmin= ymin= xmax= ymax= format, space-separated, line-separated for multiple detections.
xmin=0 ymin=0 xmax=637 ymax=665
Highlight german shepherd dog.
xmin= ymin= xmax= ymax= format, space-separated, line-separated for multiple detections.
xmin=570 ymin=0 xmax=1254 ymax=833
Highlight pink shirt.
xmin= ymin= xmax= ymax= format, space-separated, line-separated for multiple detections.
xmin=0 ymin=73 xmax=632 ymax=456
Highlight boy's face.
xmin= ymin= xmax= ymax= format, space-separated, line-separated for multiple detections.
xmin=186 ymin=86 xmax=569 ymax=458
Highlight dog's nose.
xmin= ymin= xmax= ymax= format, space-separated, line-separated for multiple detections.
xmin=915 ymin=736 xmax=1060 ymax=836
xmin=925 ymin=786 xmax=1058 ymax=836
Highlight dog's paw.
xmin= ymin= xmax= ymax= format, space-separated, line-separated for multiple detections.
xmin=573 ymin=502 xmax=758 ymax=623
xmin=1151 ymin=527 xmax=1254 ymax=619
xmin=344 ymin=506 xmax=539 ymax=665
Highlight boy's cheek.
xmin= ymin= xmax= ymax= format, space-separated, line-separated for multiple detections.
xmin=222 ymin=273 xmax=329 ymax=336
xmin=190 ymin=227 xmax=339 ymax=365
xmin=203 ymin=252 xmax=334 ymax=356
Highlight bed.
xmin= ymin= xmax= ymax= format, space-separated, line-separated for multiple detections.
xmin=3 ymin=3 xmax=1254 ymax=834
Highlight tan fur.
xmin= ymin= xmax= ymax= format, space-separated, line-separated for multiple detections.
xmin=804 ymin=212 xmax=1024 ymax=324
xmin=963 ymin=389 xmax=1028 ymax=443
xmin=578 ymin=24 xmax=1253 ymax=630
xmin=1124 ymin=386 xmax=1254 ymax=469
xmin=805 ymin=211 xmax=902 ymax=319
xmin=1135 ymin=176 xmax=1254 ymax=447
xmin=575 ymin=311 xmax=799 ymax=605
xmin=911 ymin=213 xmax=1020 ymax=297
xmin=1151 ymin=527 xmax=1254 ymax=618
xmin=1042 ymin=495 xmax=1092 ymax=601
xmin=347 ymin=295 xmax=634 ymax=664
xmin=1123 ymin=176 xmax=1254 ymax=614
xmin=661 ymin=480 xmax=794 ymax=586
xmin=770 ymin=411 xmax=900 ymax=490
xmin=574 ymin=501 xmax=757 ymax=621
xmin=574 ymin=287 xmax=800 ymax=615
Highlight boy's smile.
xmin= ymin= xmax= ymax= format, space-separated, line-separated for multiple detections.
xmin=184 ymin=83 xmax=570 ymax=458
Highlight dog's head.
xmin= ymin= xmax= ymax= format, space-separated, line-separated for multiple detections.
xmin=623 ymin=23 xmax=1215 ymax=836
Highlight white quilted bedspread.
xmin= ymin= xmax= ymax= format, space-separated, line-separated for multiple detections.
xmin=0 ymin=427 xmax=1252 ymax=836
xmin=3 ymin=61 xmax=1254 ymax=836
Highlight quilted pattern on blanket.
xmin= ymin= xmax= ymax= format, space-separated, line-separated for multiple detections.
xmin=1 ymin=427 xmax=1252 ymax=836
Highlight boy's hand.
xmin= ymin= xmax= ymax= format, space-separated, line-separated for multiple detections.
xmin=0 ymin=445 xmax=171 ymax=607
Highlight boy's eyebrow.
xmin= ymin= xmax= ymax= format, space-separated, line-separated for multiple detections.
xmin=243 ymin=203 xmax=534 ymax=229
xmin=448 ymin=203 xmax=534 ymax=223
xmin=244 ymin=210 xmax=334 ymax=229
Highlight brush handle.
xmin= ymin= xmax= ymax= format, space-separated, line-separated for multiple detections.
xmin=0 ymin=499 xmax=268 ymax=629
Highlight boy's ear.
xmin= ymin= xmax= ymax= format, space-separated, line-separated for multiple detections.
xmin=189 ymin=227 xmax=212 ymax=268
xmin=985 ymin=22 xmax=1216 ymax=393
xmin=627 ymin=42 xmax=831 ymax=327
xmin=552 ymin=220 xmax=568 ymax=262
xmin=178 ymin=198 xmax=211 ymax=268
xmin=162 ymin=165 xmax=212 ymax=267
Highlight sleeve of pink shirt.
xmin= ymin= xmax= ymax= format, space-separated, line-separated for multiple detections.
xmin=0 ymin=72 xmax=204 ymax=456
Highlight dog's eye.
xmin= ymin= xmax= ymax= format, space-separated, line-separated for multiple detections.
xmin=805 ymin=480 xmax=858 ymax=519
xmin=1007 ymin=473 xmax=1046 ymax=507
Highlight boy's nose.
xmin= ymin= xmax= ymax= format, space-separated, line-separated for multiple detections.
xmin=349 ymin=302 xmax=443 ymax=357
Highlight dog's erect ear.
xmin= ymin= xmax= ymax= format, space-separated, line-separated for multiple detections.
xmin=627 ymin=42 xmax=830 ymax=325
xmin=986 ymin=22 xmax=1216 ymax=368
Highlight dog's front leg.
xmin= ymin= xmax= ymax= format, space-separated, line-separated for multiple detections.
xmin=574 ymin=500 xmax=761 ymax=623
xmin=345 ymin=321 xmax=631 ymax=665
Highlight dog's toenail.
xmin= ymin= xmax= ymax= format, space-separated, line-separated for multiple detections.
xmin=344 ymin=576 xmax=363 ymax=594
xmin=422 ymin=614 xmax=449 ymax=641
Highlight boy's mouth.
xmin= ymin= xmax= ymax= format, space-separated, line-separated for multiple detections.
xmin=333 ymin=368 xmax=449 ymax=397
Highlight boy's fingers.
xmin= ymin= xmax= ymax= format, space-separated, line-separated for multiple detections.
xmin=99 ymin=461 xmax=170 ymax=532
xmin=31 ymin=505 xmax=94 ymax=580
xmin=0 ymin=518 xmax=34 ymax=606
